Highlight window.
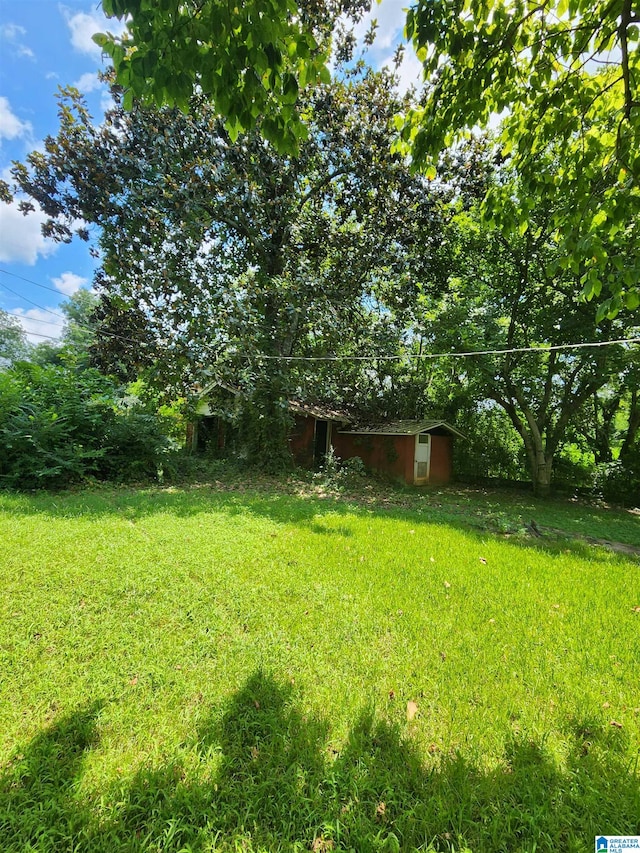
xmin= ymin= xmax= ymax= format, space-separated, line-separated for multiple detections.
xmin=418 ymin=433 xmax=429 ymax=444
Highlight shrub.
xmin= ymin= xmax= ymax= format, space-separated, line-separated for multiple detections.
xmin=0 ymin=363 xmax=175 ymax=490
xmin=592 ymin=456 xmax=640 ymax=506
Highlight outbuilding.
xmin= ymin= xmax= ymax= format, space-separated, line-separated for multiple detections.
xmin=288 ymin=402 xmax=351 ymax=467
xmin=332 ymin=419 xmax=465 ymax=485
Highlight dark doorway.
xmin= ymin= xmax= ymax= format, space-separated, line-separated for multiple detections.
xmin=313 ymin=420 xmax=329 ymax=466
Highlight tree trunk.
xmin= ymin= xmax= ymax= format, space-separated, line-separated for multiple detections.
xmin=532 ymin=453 xmax=554 ymax=498
xmin=620 ymin=389 xmax=640 ymax=462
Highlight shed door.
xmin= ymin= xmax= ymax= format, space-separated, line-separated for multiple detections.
xmin=414 ymin=433 xmax=431 ymax=484
xmin=313 ymin=419 xmax=331 ymax=466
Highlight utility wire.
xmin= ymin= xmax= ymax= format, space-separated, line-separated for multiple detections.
xmin=1 ymin=267 xmax=637 ymax=361
xmin=0 ymin=279 xmax=68 ymax=321
xmin=0 ymin=278 xmax=151 ymax=349
xmin=253 ymin=338 xmax=640 ymax=361
xmin=2 ymin=309 xmax=65 ymax=327
xmin=0 ymin=267 xmax=78 ymax=297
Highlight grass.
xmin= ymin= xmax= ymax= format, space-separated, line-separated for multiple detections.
xmin=0 ymin=479 xmax=639 ymax=852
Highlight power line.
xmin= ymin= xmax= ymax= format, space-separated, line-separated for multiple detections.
xmin=17 ymin=330 xmax=62 ymax=342
xmin=252 ymin=338 xmax=640 ymax=361
xmin=2 ymin=309 xmax=64 ymax=327
xmin=0 ymin=267 xmax=71 ymax=297
xmin=0 ymin=278 xmax=151 ymax=349
xmin=0 ymin=279 xmax=68 ymax=321
xmin=1 ymin=267 xmax=637 ymax=362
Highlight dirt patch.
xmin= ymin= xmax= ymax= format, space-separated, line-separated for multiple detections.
xmin=538 ymin=525 xmax=640 ymax=558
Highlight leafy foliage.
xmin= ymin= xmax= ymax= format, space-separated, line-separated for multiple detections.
xmin=400 ymin=0 xmax=640 ymax=316
xmin=0 ymin=363 xmax=174 ymax=489
xmin=8 ymin=70 xmax=446 ymax=467
xmin=95 ymin=0 xmax=368 ymax=153
xmin=402 ymin=149 xmax=639 ymax=495
xmin=0 ymin=309 xmax=30 ymax=367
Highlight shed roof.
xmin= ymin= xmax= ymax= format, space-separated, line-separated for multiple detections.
xmin=338 ymin=419 xmax=466 ymax=438
xmin=288 ymin=401 xmax=351 ymax=423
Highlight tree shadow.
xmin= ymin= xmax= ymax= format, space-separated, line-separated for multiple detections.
xmin=0 ymin=703 xmax=102 ymax=851
xmin=2 ymin=674 xmax=638 ymax=852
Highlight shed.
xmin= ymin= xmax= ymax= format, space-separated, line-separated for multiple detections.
xmin=333 ymin=419 xmax=465 ymax=485
xmin=288 ymin=402 xmax=351 ymax=467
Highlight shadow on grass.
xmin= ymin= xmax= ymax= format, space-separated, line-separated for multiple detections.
xmin=1 ymin=674 xmax=638 ymax=852
xmin=1 ymin=484 xmax=634 ymax=564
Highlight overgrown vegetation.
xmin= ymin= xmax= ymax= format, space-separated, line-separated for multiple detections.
xmin=0 ymin=361 xmax=180 ymax=489
xmin=0 ymin=484 xmax=638 ymax=851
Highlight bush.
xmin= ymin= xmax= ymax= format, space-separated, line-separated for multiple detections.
xmin=0 ymin=364 xmax=115 ymax=489
xmin=315 ymin=448 xmax=368 ymax=490
xmin=95 ymin=410 xmax=174 ymax=482
xmin=592 ymin=457 xmax=640 ymax=506
xmin=0 ymin=363 xmax=175 ymax=490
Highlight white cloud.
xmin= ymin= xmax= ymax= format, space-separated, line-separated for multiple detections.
xmin=0 ymin=199 xmax=59 ymax=265
xmin=61 ymin=6 xmax=127 ymax=58
xmin=11 ymin=307 xmax=64 ymax=343
xmin=100 ymin=88 xmax=115 ymax=113
xmin=52 ymin=271 xmax=88 ymax=296
xmin=73 ymin=71 xmax=102 ymax=93
xmin=1 ymin=22 xmax=35 ymax=61
xmin=0 ymin=96 xmax=33 ymax=141
xmin=1 ymin=23 xmax=26 ymax=39
xmin=353 ymin=0 xmax=406 ymax=52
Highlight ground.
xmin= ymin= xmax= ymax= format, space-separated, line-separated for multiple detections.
xmin=0 ymin=473 xmax=638 ymax=852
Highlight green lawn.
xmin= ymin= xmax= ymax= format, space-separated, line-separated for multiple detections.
xmin=0 ymin=483 xmax=638 ymax=852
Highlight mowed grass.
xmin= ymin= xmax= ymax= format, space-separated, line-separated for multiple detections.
xmin=0 ymin=485 xmax=638 ymax=852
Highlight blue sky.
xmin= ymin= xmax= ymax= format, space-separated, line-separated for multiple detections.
xmin=0 ymin=0 xmax=415 ymax=344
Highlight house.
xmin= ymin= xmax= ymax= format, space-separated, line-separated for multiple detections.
xmin=189 ymin=384 xmax=463 ymax=485
xmin=332 ymin=419 xmax=465 ymax=485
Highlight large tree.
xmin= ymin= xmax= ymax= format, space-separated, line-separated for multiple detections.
xmin=94 ymin=0 xmax=369 ymax=153
xmin=95 ymin=0 xmax=639 ymax=317
xmin=8 ymin=70 xmax=445 ymax=467
xmin=401 ymin=0 xmax=640 ymax=316
xmin=422 ymin=192 xmax=634 ymax=496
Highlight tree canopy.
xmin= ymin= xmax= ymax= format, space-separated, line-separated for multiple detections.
xmin=8 ymin=69 xmax=446 ymax=467
xmin=400 ymin=0 xmax=640 ymax=317
xmin=94 ymin=0 xmax=368 ymax=153
xmin=95 ymin=0 xmax=640 ymax=317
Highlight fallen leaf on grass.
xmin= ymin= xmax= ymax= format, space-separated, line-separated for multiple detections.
xmin=406 ymin=700 xmax=418 ymax=721
xmin=610 ymin=720 xmax=623 ymax=729
xmin=428 ymin=742 xmax=439 ymax=754
xmin=440 ymin=651 xmax=447 ymax=661
xmin=479 ymin=557 xmax=487 ymax=564
xmin=632 ymin=606 xmax=640 ymax=613
xmin=602 ymin=701 xmax=611 ymax=709
xmin=375 ymin=802 xmax=387 ymax=819
xmin=388 ymin=689 xmax=396 ymax=700
xmin=129 ymin=677 xmax=138 ymax=686
xmin=311 ymin=836 xmax=335 ymax=852
xmin=444 ymin=581 xmax=451 ymax=589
